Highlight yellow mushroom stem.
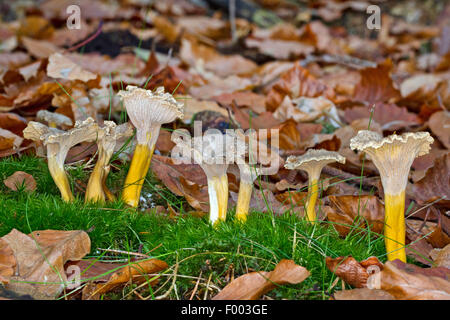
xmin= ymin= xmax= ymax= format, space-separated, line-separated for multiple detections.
xmin=122 ymin=143 xmax=155 ymax=207
xmin=102 ymin=165 xmax=115 ymax=201
xmin=305 ymin=178 xmax=319 ymax=223
xmin=235 ymin=180 xmax=253 ymax=222
xmin=48 ymin=157 xmax=73 ymax=202
xmin=384 ymin=191 xmax=407 ymax=262
xmin=85 ymin=151 xmax=108 ymax=203
xmin=208 ymin=174 xmax=228 ymax=225
xmin=48 ymin=122 xmax=57 ymax=128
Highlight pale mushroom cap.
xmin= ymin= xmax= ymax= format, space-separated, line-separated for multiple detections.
xmin=23 ymin=121 xmax=62 ymax=141
xmin=99 ymin=121 xmax=134 ymax=153
xmin=171 ymin=129 xmax=230 ymax=178
xmin=349 ymin=130 xmax=434 ymax=195
xmin=118 ymin=86 xmax=184 ymax=145
xmin=36 ymin=110 xmax=73 ymax=127
xmin=228 ymin=129 xmax=282 ymax=182
xmin=42 ymin=118 xmax=100 ymax=166
xmin=285 ymin=149 xmax=345 ymax=176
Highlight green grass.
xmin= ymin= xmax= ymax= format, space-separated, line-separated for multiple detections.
xmin=0 ymin=156 xmax=387 ymax=300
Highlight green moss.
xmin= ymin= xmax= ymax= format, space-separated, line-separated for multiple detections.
xmin=0 ymin=156 xmax=387 ymax=300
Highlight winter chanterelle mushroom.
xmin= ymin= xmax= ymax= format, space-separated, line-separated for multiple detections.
xmin=285 ymin=149 xmax=345 ymax=223
xmin=172 ymin=129 xmax=232 ymax=225
xmin=23 ymin=118 xmax=99 ymax=202
xmin=118 ymin=86 xmax=184 ymax=207
xmin=350 ymin=130 xmax=434 ymax=262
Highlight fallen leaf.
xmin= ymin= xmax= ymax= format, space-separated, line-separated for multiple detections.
xmin=326 ymin=256 xmax=383 ymax=288
xmin=428 ymin=111 xmax=450 ymax=149
xmin=0 ymin=128 xmax=23 ymax=151
xmin=411 ymin=154 xmax=450 ymax=208
xmin=367 ymin=260 xmax=450 ymax=300
xmin=213 ymin=259 xmax=309 ymax=300
xmin=343 ymin=103 xmax=421 ymax=131
xmin=180 ymin=39 xmax=257 ymax=78
xmin=333 ymin=288 xmax=395 ymax=300
xmin=325 ymin=195 xmax=385 ymax=237
xmin=70 ymin=258 xmax=168 ymax=300
xmin=47 ymin=53 xmax=98 ymax=82
xmin=0 ymin=229 xmax=90 ymax=299
xmin=3 ymin=171 xmax=36 ymax=192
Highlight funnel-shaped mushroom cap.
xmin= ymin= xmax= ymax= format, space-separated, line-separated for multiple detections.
xmin=118 ymin=86 xmax=184 ymax=146
xmin=99 ymin=121 xmax=134 ymax=152
xmin=350 ymin=130 xmax=434 ymax=194
xmin=37 ymin=110 xmax=73 ymax=127
xmin=172 ymin=129 xmax=232 ymax=178
xmin=23 ymin=121 xmax=61 ymax=141
xmin=42 ymin=118 xmax=99 ymax=165
xmin=285 ymin=149 xmax=345 ymax=179
xmin=228 ymin=130 xmax=282 ymax=183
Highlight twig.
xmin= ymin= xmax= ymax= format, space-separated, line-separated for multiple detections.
xmin=189 ymin=270 xmax=203 ymax=300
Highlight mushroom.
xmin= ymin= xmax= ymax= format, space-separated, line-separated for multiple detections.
xmin=24 ymin=118 xmax=99 ymax=201
xmin=118 ymin=86 xmax=184 ymax=207
xmin=36 ymin=110 xmax=73 ymax=128
xmin=23 ymin=121 xmax=59 ymax=157
xmin=350 ymin=130 xmax=434 ymax=262
xmin=172 ymin=129 xmax=232 ymax=225
xmin=85 ymin=121 xmax=133 ymax=203
xmin=285 ymin=149 xmax=345 ymax=223
xmin=230 ymin=130 xmax=282 ymax=222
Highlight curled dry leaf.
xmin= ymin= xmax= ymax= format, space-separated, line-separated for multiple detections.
xmin=326 ymin=256 xmax=383 ymax=288
xmin=0 ymin=113 xmax=27 ymax=136
xmin=265 ymin=62 xmax=335 ymax=111
xmin=325 ymin=195 xmax=385 ymax=237
xmin=150 ymin=155 xmax=210 ymax=212
xmin=0 ymin=229 xmax=90 ymax=299
xmin=69 ymin=258 xmax=168 ymax=300
xmin=213 ymin=259 xmax=310 ymax=300
xmin=3 ymin=171 xmax=36 ymax=192
xmin=367 ymin=260 xmax=450 ymax=300
xmin=0 ymin=128 xmax=23 ymax=151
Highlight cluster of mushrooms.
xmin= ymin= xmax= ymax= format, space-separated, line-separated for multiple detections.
xmin=22 ymin=85 xmax=434 ymax=263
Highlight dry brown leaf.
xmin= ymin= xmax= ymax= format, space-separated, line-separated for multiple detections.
xmin=432 ymin=244 xmax=450 ymax=268
xmin=180 ymin=96 xmax=228 ymax=123
xmin=353 ymin=59 xmax=401 ymax=104
xmin=150 ymin=155 xmax=209 ymax=211
xmin=400 ymin=73 xmax=450 ymax=109
xmin=213 ymin=259 xmax=309 ymax=300
xmin=343 ymin=103 xmax=421 ymax=131
xmin=333 ymin=288 xmax=395 ymax=300
xmin=211 ymin=91 xmax=266 ymax=114
xmin=411 ymin=153 xmax=450 ymax=208
xmin=47 ymin=53 xmax=98 ymax=82
xmin=0 ymin=128 xmax=23 ymax=151
xmin=325 ymin=195 xmax=385 ymax=237
xmin=428 ymin=111 xmax=450 ymax=149
xmin=367 ymin=260 xmax=450 ymax=300
xmin=1 ymin=229 xmax=90 ymax=299
xmin=21 ymin=37 xmax=59 ymax=59
xmin=3 ymin=171 xmax=36 ymax=192
xmin=266 ymin=62 xmax=335 ymax=111
xmin=326 ymin=256 xmax=384 ymax=288
xmin=74 ymin=258 xmax=168 ymax=300
xmin=180 ymin=39 xmax=257 ymax=78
